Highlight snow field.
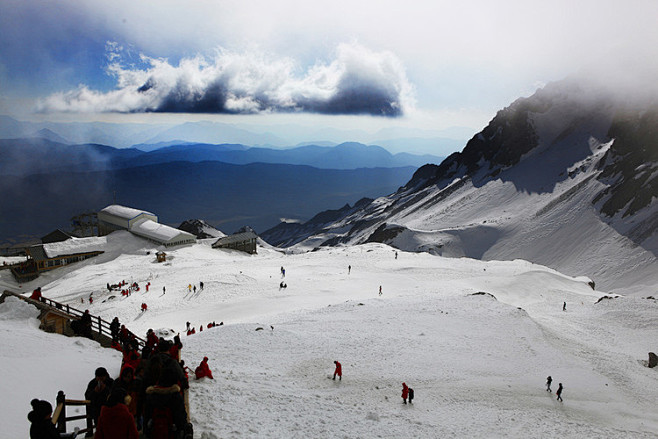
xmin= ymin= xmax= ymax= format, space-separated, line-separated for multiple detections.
xmin=1 ymin=233 xmax=656 ymax=437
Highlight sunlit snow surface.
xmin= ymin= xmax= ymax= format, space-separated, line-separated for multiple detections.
xmin=1 ymin=232 xmax=656 ymax=438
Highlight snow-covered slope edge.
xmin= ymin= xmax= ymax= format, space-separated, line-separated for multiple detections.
xmin=2 ymin=238 xmax=657 ymax=437
xmin=268 ymin=79 xmax=658 ymax=295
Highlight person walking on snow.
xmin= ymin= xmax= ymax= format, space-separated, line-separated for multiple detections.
xmin=333 ymin=361 xmax=342 ymax=380
xmin=402 ymin=382 xmax=409 ymax=404
xmin=563 ymin=301 xmax=567 ymax=311
xmin=379 ymin=286 xmax=382 ymax=296
xmin=162 ymin=286 xmax=165 ymax=295
xmin=188 ymin=284 xmax=192 ymax=292
xmin=348 ymin=265 xmax=351 ymax=274
xmin=546 ymin=375 xmax=552 ymax=392
xmin=200 ymin=281 xmax=204 ymax=290
xmin=556 ymin=383 xmax=564 ymax=402
xmin=193 ymin=285 xmax=196 ymax=293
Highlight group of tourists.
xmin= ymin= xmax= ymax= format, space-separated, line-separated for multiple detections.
xmin=185 ymin=321 xmax=223 ymax=336
xmin=28 ymin=323 xmax=217 ymax=438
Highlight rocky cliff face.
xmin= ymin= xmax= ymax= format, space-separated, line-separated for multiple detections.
xmin=178 ymin=219 xmax=224 ymax=239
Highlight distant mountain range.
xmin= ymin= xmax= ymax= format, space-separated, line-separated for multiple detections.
xmin=0 ymin=135 xmax=423 ymax=243
xmin=260 ymin=78 xmax=658 ymax=295
xmin=0 ymin=115 xmax=469 ymax=155
xmin=0 ymin=137 xmax=442 ymax=175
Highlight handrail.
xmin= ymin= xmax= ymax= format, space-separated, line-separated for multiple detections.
xmin=1 ymin=290 xmax=145 ymax=349
xmin=54 ymin=390 xmax=93 ymax=436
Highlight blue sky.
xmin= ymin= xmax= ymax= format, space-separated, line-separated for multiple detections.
xmin=1 ymin=0 xmax=657 ymax=144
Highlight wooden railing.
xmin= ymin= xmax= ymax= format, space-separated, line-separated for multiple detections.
xmin=1 ymin=290 xmax=145 ymax=349
xmin=37 ymin=295 xmax=145 ymax=349
xmin=53 ymin=390 xmax=94 ymax=437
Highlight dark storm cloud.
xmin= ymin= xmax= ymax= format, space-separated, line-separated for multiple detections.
xmin=36 ymin=43 xmax=414 ymax=117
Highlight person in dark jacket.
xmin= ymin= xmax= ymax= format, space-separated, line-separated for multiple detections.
xmin=84 ymin=367 xmax=114 ymax=426
xmin=546 ymin=376 xmax=552 ymax=392
xmin=27 ymin=399 xmax=78 ymax=439
xmin=556 ymin=383 xmax=564 ymax=402
xmin=94 ymin=387 xmax=138 ymax=439
xmin=110 ymin=317 xmax=120 ymax=343
xmin=79 ymin=310 xmax=93 ymax=339
xmin=112 ymin=365 xmax=142 ymax=424
xmin=143 ymin=369 xmax=189 ymax=438
xmin=143 ymin=340 xmax=187 ymax=391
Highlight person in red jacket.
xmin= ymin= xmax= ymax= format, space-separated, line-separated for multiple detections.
xmin=30 ymin=287 xmax=42 ymax=301
xmin=95 ymin=387 xmax=138 ymax=439
xmin=333 ymin=361 xmax=342 ymax=380
xmin=195 ymin=357 xmax=213 ymax=380
xmin=402 ymin=382 xmax=409 ymax=404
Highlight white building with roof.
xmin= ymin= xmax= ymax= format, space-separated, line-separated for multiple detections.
xmin=130 ymin=219 xmax=196 ymax=247
xmin=97 ymin=205 xmax=196 ymax=247
xmin=98 ymin=205 xmax=158 ymax=235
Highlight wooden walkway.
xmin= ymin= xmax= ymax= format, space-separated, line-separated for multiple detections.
xmin=0 ymin=289 xmax=145 ymax=348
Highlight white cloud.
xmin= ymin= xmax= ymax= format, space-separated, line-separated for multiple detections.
xmin=36 ymin=43 xmax=415 ymax=117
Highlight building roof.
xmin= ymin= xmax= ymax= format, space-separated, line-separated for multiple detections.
xmin=41 ymin=229 xmax=73 ymax=244
xmin=99 ymin=205 xmax=157 ymax=221
xmin=213 ymin=231 xmax=258 ymax=247
xmin=44 ymin=237 xmax=107 ymax=258
xmin=28 ymin=237 xmax=106 ymax=261
xmin=131 ymin=219 xmax=195 ymax=244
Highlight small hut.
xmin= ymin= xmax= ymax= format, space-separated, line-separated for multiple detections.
xmin=156 ymin=251 xmax=167 ymax=263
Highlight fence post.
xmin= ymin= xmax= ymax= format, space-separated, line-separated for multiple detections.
xmin=56 ymin=390 xmax=66 ymax=433
xmin=86 ymin=402 xmax=94 ymax=437
xmin=97 ymin=316 xmax=102 ymax=335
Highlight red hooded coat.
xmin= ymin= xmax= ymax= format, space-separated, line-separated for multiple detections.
xmin=95 ymin=403 xmax=139 ymax=439
xmin=195 ymin=358 xmax=213 ymax=379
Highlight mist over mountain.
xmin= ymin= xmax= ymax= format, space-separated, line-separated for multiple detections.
xmin=261 ymin=78 xmax=658 ymax=294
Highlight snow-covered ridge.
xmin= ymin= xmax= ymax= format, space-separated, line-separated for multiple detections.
xmin=262 ymin=79 xmax=658 ymax=295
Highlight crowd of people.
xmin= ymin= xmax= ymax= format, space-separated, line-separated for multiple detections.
xmin=185 ymin=321 xmax=223 ymax=336
xmin=28 ymin=320 xmax=215 ymax=438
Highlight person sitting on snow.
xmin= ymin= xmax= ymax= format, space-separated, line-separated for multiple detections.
xmin=194 ymin=357 xmax=213 ymax=380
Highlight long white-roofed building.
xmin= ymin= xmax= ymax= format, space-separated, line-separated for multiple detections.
xmin=97 ymin=204 xmax=196 ymax=247
xmin=98 ymin=205 xmax=158 ymax=235
xmin=130 ymin=219 xmax=196 ymax=247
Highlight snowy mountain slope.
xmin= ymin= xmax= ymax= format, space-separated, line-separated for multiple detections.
xmin=266 ymin=79 xmax=658 ymax=295
xmin=1 ymin=234 xmax=657 ymax=437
